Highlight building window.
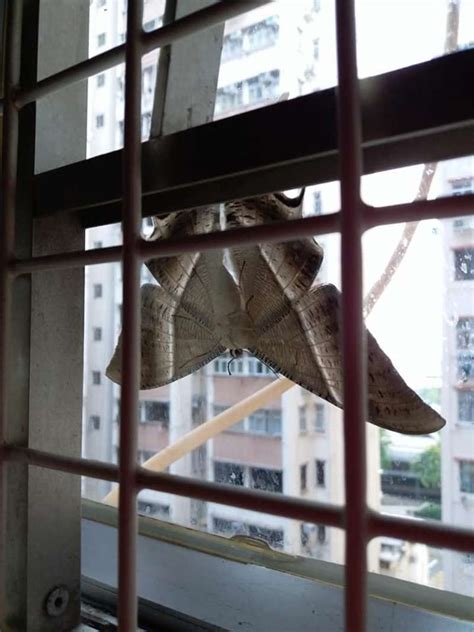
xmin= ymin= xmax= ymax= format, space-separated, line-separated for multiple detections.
xmin=141 ymin=112 xmax=152 ymax=138
xmin=142 ymin=66 xmax=154 ymax=96
xmin=215 ymin=82 xmax=243 ymax=115
xmin=96 ymin=73 xmax=105 ymax=87
xmin=456 ymin=317 xmax=474 ymax=350
xmin=97 ymin=32 xmax=106 ymax=47
xmin=89 ymin=415 xmax=100 ymax=430
xmin=317 ymin=524 xmax=326 ymax=544
xmin=96 ymin=114 xmax=105 ymax=128
xmin=138 ymin=450 xmax=155 ymax=465
xmin=140 ymin=400 xmax=169 ymax=425
xmin=248 ymin=409 xmax=282 ymax=436
xmin=460 ymin=460 xmax=474 ymax=493
xmin=247 ymin=524 xmax=283 ymax=549
xmin=143 ymin=19 xmax=157 ymax=32
xmin=214 ymin=404 xmax=245 ymax=432
xmin=451 ymin=178 xmax=473 ymax=196
xmin=250 ymin=467 xmax=283 ymax=493
xmin=299 ymin=405 xmax=307 ymax=433
xmin=314 ymin=403 xmax=326 ymax=432
xmin=454 ymin=248 xmax=474 ymax=281
xmin=316 ymin=459 xmax=326 ymax=487
xmin=458 ymin=391 xmax=474 ymax=422
xmin=93 ymin=240 xmax=103 ymax=249
xmin=93 ymin=327 xmax=102 ymax=341
xmin=313 ymin=190 xmax=322 ymax=215
xmin=244 ymin=16 xmax=279 ymax=53
xmin=214 ymin=461 xmax=244 ymax=486
xmin=457 ymin=354 xmax=474 ymax=382
xmin=300 ymin=463 xmax=307 ymax=492
xmin=93 ymin=283 xmax=103 ymax=298
xmin=222 ymin=30 xmax=243 ymax=61
xmin=137 ymin=501 xmax=170 ymax=520
xmin=313 ymin=38 xmax=320 ymax=60
xmin=247 ymin=70 xmax=280 ymax=104
xmin=92 ymin=371 xmax=101 ymax=385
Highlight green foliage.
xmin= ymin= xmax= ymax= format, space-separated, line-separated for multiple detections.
xmin=413 ymin=502 xmax=441 ymax=521
xmin=413 ymin=444 xmax=441 ymax=489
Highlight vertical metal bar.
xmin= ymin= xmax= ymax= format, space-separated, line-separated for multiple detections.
xmin=335 ymin=1 xmax=367 ymax=630
xmin=0 ymin=0 xmax=22 ymax=622
xmin=118 ymin=0 xmax=143 ymax=628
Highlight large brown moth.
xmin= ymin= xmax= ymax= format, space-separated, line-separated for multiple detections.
xmin=106 ymin=192 xmax=445 ymax=435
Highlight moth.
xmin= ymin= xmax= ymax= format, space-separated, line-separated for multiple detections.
xmin=106 ymin=192 xmax=445 ymax=435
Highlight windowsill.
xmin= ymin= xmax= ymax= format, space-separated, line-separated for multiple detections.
xmin=82 ymin=499 xmax=474 ymax=629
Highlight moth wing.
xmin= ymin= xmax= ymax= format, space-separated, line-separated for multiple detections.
xmin=106 ymin=283 xmax=225 ymax=389
xmin=251 ymin=283 xmax=445 ymax=434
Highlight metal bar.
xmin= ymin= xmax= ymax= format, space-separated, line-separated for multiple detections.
xmin=364 ymin=194 xmax=474 ymax=228
xmin=9 ymin=189 xmax=474 ymax=277
xmin=368 ymin=512 xmax=474 ymax=555
xmin=4 ymin=446 xmax=473 ymax=554
xmin=10 ymin=212 xmax=341 ymax=276
xmin=118 ymin=0 xmax=143 ymax=627
xmin=30 ymin=50 xmax=474 ymax=223
xmin=0 ymin=0 xmax=22 ymax=622
xmin=335 ymin=0 xmax=367 ymax=629
xmin=14 ymin=0 xmax=272 ymax=109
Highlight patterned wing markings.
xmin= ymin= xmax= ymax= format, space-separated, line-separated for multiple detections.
xmin=106 ymin=284 xmax=225 ymax=389
xmin=224 ymin=194 xmax=323 ymax=332
xmin=250 ymin=284 xmax=445 ymax=434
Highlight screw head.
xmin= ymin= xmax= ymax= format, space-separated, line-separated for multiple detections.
xmin=45 ymin=585 xmax=69 ymax=617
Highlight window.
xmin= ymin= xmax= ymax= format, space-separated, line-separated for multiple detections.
xmin=247 ymin=70 xmax=280 ymax=104
xmin=457 ymin=354 xmax=474 ymax=381
xmin=300 ymin=464 xmax=307 ymax=492
xmin=93 ymin=283 xmax=102 ymax=298
xmin=460 ymin=461 xmax=474 ymax=493
xmin=141 ymin=112 xmax=152 ymax=138
xmin=314 ymin=403 xmax=326 ymax=432
xmin=250 ymin=467 xmax=283 ymax=493
xmin=143 ymin=19 xmax=157 ymax=32
xmin=138 ymin=450 xmax=155 ymax=465
xmin=93 ymin=327 xmax=102 ymax=341
xmin=222 ymin=31 xmax=243 ymax=61
xmin=313 ymin=190 xmax=322 ymax=215
xmin=317 ymin=525 xmax=326 ymax=544
xmin=96 ymin=73 xmax=105 ymax=87
xmin=92 ymin=371 xmax=101 ymax=385
xmin=299 ymin=405 xmax=307 ymax=433
xmin=137 ymin=501 xmax=170 ymax=520
xmin=95 ymin=114 xmax=105 ymax=128
xmin=248 ymin=409 xmax=282 ymax=436
xmin=458 ymin=391 xmax=474 ymax=422
xmin=454 ymin=248 xmax=474 ymax=281
xmin=247 ymin=524 xmax=283 ymax=549
xmin=313 ymin=38 xmax=320 ymax=60
xmin=316 ymin=460 xmax=326 ymax=487
xmin=451 ymin=178 xmax=473 ymax=196
xmin=456 ymin=317 xmax=474 ymax=349
xmin=97 ymin=32 xmax=106 ymax=47
xmin=244 ymin=16 xmax=279 ymax=53
xmin=142 ymin=66 xmax=154 ymax=95
xmin=89 ymin=415 xmax=100 ymax=430
xmin=215 ymin=82 xmax=243 ymax=115
xmin=93 ymin=240 xmax=103 ymax=249
xmin=140 ymin=401 xmax=169 ymax=424
xmin=214 ymin=461 xmax=244 ymax=486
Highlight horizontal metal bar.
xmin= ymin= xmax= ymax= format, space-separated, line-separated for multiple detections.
xmin=364 ymin=194 xmax=474 ymax=229
xmin=10 ymin=190 xmax=474 ymax=276
xmin=14 ymin=0 xmax=272 ymax=108
xmin=4 ymin=446 xmax=473 ymax=554
xmin=31 ymin=49 xmax=474 ymax=227
xmin=368 ymin=511 xmax=474 ymax=555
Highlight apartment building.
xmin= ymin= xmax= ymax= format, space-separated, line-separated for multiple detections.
xmin=440 ymin=156 xmax=474 ymax=597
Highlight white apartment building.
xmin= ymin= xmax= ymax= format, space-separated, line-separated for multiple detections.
xmin=440 ymin=156 xmax=474 ymax=597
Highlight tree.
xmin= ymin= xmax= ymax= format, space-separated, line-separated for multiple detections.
xmin=413 ymin=444 xmax=441 ymax=490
